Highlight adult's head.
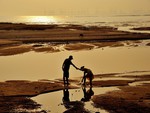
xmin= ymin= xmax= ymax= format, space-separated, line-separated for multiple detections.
xmin=69 ymin=55 xmax=73 ymax=60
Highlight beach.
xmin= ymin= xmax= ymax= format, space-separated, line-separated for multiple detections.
xmin=0 ymin=23 xmax=150 ymax=113
xmin=0 ymin=23 xmax=150 ymax=55
xmin=0 ymin=72 xmax=150 ymax=112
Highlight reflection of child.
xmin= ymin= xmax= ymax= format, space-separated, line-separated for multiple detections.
xmin=80 ymin=66 xmax=94 ymax=86
xmin=81 ymin=86 xmax=94 ymax=102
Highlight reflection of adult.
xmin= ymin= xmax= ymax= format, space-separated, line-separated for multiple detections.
xmin=63 ymin=88 xmax=70 ymax=101
xmin=81 ymin=86 xmax=94 ymax=102
xmin=62 ymin=55 xmax=78 ymax=85
xmin=80 ymin=66 xmax=94 ymax=86
xmin=62 ymin=86 xmax=70 ymax=109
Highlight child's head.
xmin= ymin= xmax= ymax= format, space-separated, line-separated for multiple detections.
xmin=80 ymin=66 xmax=85 ymax=70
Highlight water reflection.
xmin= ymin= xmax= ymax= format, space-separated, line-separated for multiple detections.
xmin=81 ymin=86 xmax=94 ymax=102
xmin=61 ymin=85 xmax=97 ymax=113
xmin=62 ymin=85 xmax=88 ymax=112
xmin=62 ymin=85 xmax=95 ymax=110
xmin=62 ymin=86 xmax=70 ymax=109
xmin=32 ymin=87 xmax=119 ymax=113
xmin=19 ymin=16 xmax=58 ymax=24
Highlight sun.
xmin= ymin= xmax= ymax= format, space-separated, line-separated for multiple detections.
xmin=23 ymin=16 xmax=57 ymax=24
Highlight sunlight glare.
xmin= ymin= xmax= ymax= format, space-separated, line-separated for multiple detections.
xmin=22 ymin=16 xmax=57 ymax=24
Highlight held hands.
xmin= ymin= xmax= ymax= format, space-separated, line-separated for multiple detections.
xmin=76 ymin=67 xmax=81 ymax=70
xmin=76 ymin=67 xmax=79 ymax=70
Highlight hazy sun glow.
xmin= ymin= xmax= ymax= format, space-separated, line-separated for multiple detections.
xmin=22 ymin=16 xmax=57 ymax=24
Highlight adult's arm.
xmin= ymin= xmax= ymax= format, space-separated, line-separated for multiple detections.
xmin=71 ymin=62 xmax=78 ymax=69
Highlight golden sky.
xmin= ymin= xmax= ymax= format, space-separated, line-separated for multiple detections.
xmin=0 ymin=0 xmax=150 ymax=16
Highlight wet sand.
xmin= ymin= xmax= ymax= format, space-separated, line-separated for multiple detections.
xmin=0 ymin=23 xmax=150 ymax=56
xmin=132 ymin=27 xmax=150 ymax=31
xmin=92 ymin=73 xmax=150 ymax=113
xmin=0 ymin=23 xmax=150 ymax=112
xmin=0 ymin=72 xmax=150 ymax=112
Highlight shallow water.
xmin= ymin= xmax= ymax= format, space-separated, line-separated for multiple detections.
xmin=0 ymin=15 xmax=150 ymax=33
xmin=118 ymin=26 xmax=150 ymax=34
xmin=94 ymin=77 xmax=135 ymax=81
xmin=0 ymin=40 xmax=150 ymax=81
xmin=32 ymin=86 xmax=119 ymax=113
xmin=129 ymin=81 xmax=150 ymax=86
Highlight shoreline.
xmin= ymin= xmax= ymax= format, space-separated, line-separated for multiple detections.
xmin=0 ymin=23 xmax=150 ymax=112
xmin=0 ymin=72 xmax=150 ymax=112
xmin=0 ymin=23 xmax=150 ymax=56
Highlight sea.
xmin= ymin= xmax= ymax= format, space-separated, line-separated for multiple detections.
xmin=0 ymin=15 xmax=150 ymax=33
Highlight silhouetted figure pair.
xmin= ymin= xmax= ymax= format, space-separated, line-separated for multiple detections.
xmin=62 ymin=55 xmax=78 ymax=85
xmin=80 ymin=66 xmax=94 ymax=87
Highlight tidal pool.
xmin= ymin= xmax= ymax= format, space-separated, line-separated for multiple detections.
xmin=0 ymin=41 xmax=150 ymax=81
xmin=32 ymin=86 xmax=119 ymax=113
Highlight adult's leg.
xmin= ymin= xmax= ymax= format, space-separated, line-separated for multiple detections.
xmin=64 ymin=71 xmax=69 ymax=85
xmin=63 ymin=70 xmax=68 ymax=85
xmin=63 ymin=76 xmax=66 ymax=84
xmin=90 ymin=79 xmax=92 ymax=87
xmin=66 ymin=77 xmax=69 ymax=85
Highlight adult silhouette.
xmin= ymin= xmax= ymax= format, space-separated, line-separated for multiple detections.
xmin=62 ymin=55 xmax=78 ymax=85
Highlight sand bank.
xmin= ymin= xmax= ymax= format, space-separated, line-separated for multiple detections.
xmin=0 ymin=72 xmax=150 ymax=112
xmin=132 ymin=27 xmax=150 ymax=31
xmin=0 ymin=23 xmax=150 ymax=56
